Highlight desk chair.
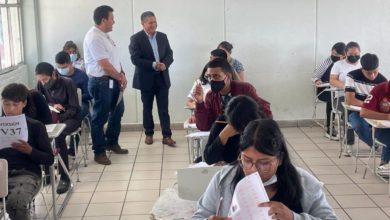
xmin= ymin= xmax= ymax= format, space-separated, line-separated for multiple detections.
xmin=0 ymin=159 xmax=8 ymax=220
xmin=329 ymin=88 xmax=343 ymax=143
xmin=185 ymin=131 xmax=210 ymax=162
xmin=312 ymin=83 xmax=330 ymax=130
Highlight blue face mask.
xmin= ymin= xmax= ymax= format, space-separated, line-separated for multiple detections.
xmin=70 ymin=53 xmax=78 ymax=62
xmin=57 ymin=67 xmax=69 ymax=76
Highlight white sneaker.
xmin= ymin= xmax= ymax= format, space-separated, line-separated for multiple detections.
xmin=376 ymin=164 xmax=389 ymax=171
xmin=376 ymin=164 xmax=390 ymax=178
xmin=343 ymin=145 xmax=353 ymax=157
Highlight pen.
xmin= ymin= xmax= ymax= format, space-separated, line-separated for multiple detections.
xmin=216 ymin=196 xmax=223 ymax=216
xmin=215 ymin=120 xmax=228 ymax=124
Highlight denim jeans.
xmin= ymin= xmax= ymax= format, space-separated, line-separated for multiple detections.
xmin=349 ymin=111 xmax=373 ymax=146
xmin=7 ymin=170 xmax=41 ymax=220
xmin=376 ymin=129 xmax=390 ymax=163
xmin=88 ymin=77 xmax=124 ymax=155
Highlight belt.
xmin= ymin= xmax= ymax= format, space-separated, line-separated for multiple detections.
xmin=90 ymin=75 xmax=113 ymax=81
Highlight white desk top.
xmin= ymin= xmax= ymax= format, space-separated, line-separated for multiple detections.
xmin=364 ymin=118 xmax=390 ymax=128
xmin=45 ymin=123 xmax=66 ymax=139
xmin=342 ymin=102 xmax=361 ymax=112
xmin=315 ymin=82 xmax=330 ymax=88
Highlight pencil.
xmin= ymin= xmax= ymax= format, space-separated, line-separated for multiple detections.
xmin=215 ymin=120 xmax=228 ymax=124
xmin=216 ymin=196 xmax=223 ymax=216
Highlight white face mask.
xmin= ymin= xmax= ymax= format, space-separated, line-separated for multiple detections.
xmin=263 ymin=174 xmax=277 ymax=186
xmin=57 ymin=67 xmax=69 ymax=76
xmin=70 ymin=53 xmax=78 ymax=62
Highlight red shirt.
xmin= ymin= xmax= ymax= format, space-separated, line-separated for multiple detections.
xmin=363 ymin=81 xmax=390 ymax=113
xmin=195 ymin=80 xmax=272 ymax=131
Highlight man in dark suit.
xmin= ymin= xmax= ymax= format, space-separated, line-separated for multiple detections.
xmin=129 ymin=11 xmax=175 ymax=146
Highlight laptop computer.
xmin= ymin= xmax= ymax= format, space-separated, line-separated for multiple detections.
xmin=177 ymin=166 xmax=223 ymax=201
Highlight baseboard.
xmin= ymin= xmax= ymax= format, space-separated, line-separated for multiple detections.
xmin=120 ymin=119 xmax=325 ymax=132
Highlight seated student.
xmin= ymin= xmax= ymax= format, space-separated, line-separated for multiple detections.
xmin=193 ymin=58 xmax=272 ymax=131
xmin=0 ymin=83 xmax=54 ymax=220
xmin=192 ymin=119 xmax=337 ymax=220
xmin=330 ymin=41 xmax=362 ymax=155
xmin=311 ymin=42 xmax=346 ymax=139
xmin=55 ymin=51 xmax=92 ymax=121
xmin=360 ymin=81 xmax=390 ymax=171
xmin=63 ymin=40 xmax=85 ymax=71
xmin=218 ymin=41 xmax=244 ymax=81
xmin=35 ymin=62 xmax=81 ymax=194
xmin=203 ymin=95 xmax=266 ymax=165
xmin=345 ymin=53 xmax=386 ymax=150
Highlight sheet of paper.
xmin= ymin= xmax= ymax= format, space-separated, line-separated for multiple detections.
xmin=228 ymin=172 xmax=272 ymax=220
xmin=0 ymin=114 xmax=28 ymax=150
xmin=49 ymin=105 xmax=60 ymax=113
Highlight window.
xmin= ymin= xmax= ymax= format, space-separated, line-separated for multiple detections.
xmin=0 ymin=0 xmax=22 ymax=72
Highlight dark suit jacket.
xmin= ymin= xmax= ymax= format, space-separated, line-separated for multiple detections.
xmin=129 ymin=30 xmax=174 ymax=91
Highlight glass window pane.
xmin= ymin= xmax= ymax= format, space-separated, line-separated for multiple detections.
xmin=7 ymin=0 xmax=18 ymax=4
xmin=10 ymin=7 xmax=21 ymax=64
xmin=0 ymin=7 xmax=11 ymax=69
xmin=0 ymin=1 xmax=5 ymax=4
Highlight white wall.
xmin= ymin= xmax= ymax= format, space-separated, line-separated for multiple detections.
xmin=20 ymin=0 xmax=390 ymax=124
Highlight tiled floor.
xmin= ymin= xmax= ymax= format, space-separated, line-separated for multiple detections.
xmin=31 ymin=126 xmax=390 ymax=220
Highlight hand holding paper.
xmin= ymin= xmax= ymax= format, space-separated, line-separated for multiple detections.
xmin=0 ymin=114 xmax=28 ymax=150
xmin=11 ymin=139 xmax=33 ymax=155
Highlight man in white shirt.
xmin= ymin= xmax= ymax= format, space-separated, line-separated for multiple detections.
xmin=84 ymin=5 xmax=128 ymax=165
xmin=330 ymin=41 xmax=361 ymax=156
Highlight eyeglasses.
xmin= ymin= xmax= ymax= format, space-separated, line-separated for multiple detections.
xmin=238 ymin=154 xmax=278 ymax=173
xmin=204 ymin=73 xmax=226 ymax=81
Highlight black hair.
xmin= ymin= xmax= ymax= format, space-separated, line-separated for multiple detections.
xmin=198 ymin=64 xmax=209 ymax=85
xmin=207 ymin=58 xmax=234 ymax=75
xmin=361 ymin=53 xmax=379 ymax=71
xmin=224 ymin=95 xmax=266 ymax=133
xmin=141 ymin=11 xmax=155 ymax=22
xmin=346 ymin=41 xmax=360 ymax=52
xmin=93 ymin=5 xmax=113 ymax=25
xmin=218 ymin=41 xmax=233 ymax=54
xmin=232 ymin=119 xmax=303 ymax=210
xmin=1 ymin=83 xmax=28 ymax=102
xmin=55 ymin=51 xmax=71 ymax=64
xmin=35 ymin=62 xmax=54 ymax=76
xmin=210 ymin=49 xmax=227 ymax=60
xmin=332 ymin=42 xmax=346 ymax=55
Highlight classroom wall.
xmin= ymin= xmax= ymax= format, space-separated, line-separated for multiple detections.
xmin=20 ymin=0 xmax=390 ymax=125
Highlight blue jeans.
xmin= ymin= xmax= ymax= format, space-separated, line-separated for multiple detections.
xmin=376 ymin=129 xmax=390 ymax=163
xmin=88 ymin=77 xmax=124 ymax=155
xmin=349 ymin=111 xmax=373 ymax=146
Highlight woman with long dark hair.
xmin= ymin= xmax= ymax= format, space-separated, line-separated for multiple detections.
xmin=192 ymin=119 xmax=337 ymax=220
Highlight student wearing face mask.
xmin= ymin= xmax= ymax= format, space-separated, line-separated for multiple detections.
xmin=202 ymin=95 xmax=266 ymax=165
xmin=311 ymin=42 xmax=346 ymax=139
xmin=63 ymin=41 xmax=85 ymax=71
xmin=35 ymin=62 xmax=81 ymax=194
xmin=192 ymin=58 xmax=272 ymax=131
xmin=55 ymin=51 xmax=92 ymax=122
xmin=330 ymin=41 xmax=362 ymax=156
xmin=192 ymin=119 xmax=337 ymax=220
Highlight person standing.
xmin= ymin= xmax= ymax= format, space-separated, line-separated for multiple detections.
xmin=129 ymin=11 xmax=175 ymax=147
xmin=84 ymin=5 xmax=128 ymax=165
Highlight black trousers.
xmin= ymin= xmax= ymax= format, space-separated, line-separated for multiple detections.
xmin=317 ymin=87 xmax=332 ymax=129
xmin=55 ymin=118 xmax=81 ymax=177
xmin=141 ymin=74 xmax=172 ymax=137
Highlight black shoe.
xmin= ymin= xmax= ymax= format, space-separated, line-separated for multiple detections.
xmin=193 ymin=156 xmax=202 ymax=163
xmin=43 ymin=175 xmax=51 ymax=186
xmin=56 ymin=177 xmax=71 ymax=194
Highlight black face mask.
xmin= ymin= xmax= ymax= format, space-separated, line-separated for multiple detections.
xmin=347 ymin=55 xmax=360 ymax=63
xmin=331 ymin=55 xmax=341 ymax=62
xmin=43 ymin=79 xmax=55 ymax=90
xmin=210 ymin=80 xmax=225 ymax=93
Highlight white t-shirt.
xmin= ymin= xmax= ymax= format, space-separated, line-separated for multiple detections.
xmin=83 ymin=26 xmax=121 ymax=77
xmin=330 ymin=59 xmax=361 ymax=97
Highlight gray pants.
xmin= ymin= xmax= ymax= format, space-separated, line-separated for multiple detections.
xmin=7 ymin=170 xmax=41 ymax=220
xmin=335 ymin=96 xmax=355 ymax=145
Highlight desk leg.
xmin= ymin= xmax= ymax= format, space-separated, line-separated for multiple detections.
xmin=364 ymin=127 xmax=376 ymax=179
xmin=49 ymin=165 xmax=58 ymax=220
xmin=56 ymin=155 xmax=74 ymax=217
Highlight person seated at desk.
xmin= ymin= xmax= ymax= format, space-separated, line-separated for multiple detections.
xmin=63 ymin=40 xmax=85 ymax=71
xmin=203 ymin=95 xmax=266 ymax=165
xmin=193 ymin=58 xmax=272 ymax=132
xmin=186 ymin=49 xmax=229 ymax=123
xmin=23 ymin=89 xmax=52 ymax=125
xmin=35 ymin=62 xmax=81 ymax=194
xmin=55 ymin=51 xmax=92 ymax=122
xmin=361 ymin=81 xmax=390 ymax=171
xmin=0 ymin=83 xmax=54 ymax=220
xmin=192 ymin=119 xmax=337 ymax=220
xmin=217 ymin=41 xmax=244 ymax=81
xmin=330 ymin=41 xmax=362 ymax=155
xmin=345 ymin=53 xmax=387 ymax=155
xmin=312 ymin=42 xmax=346 ymax=139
